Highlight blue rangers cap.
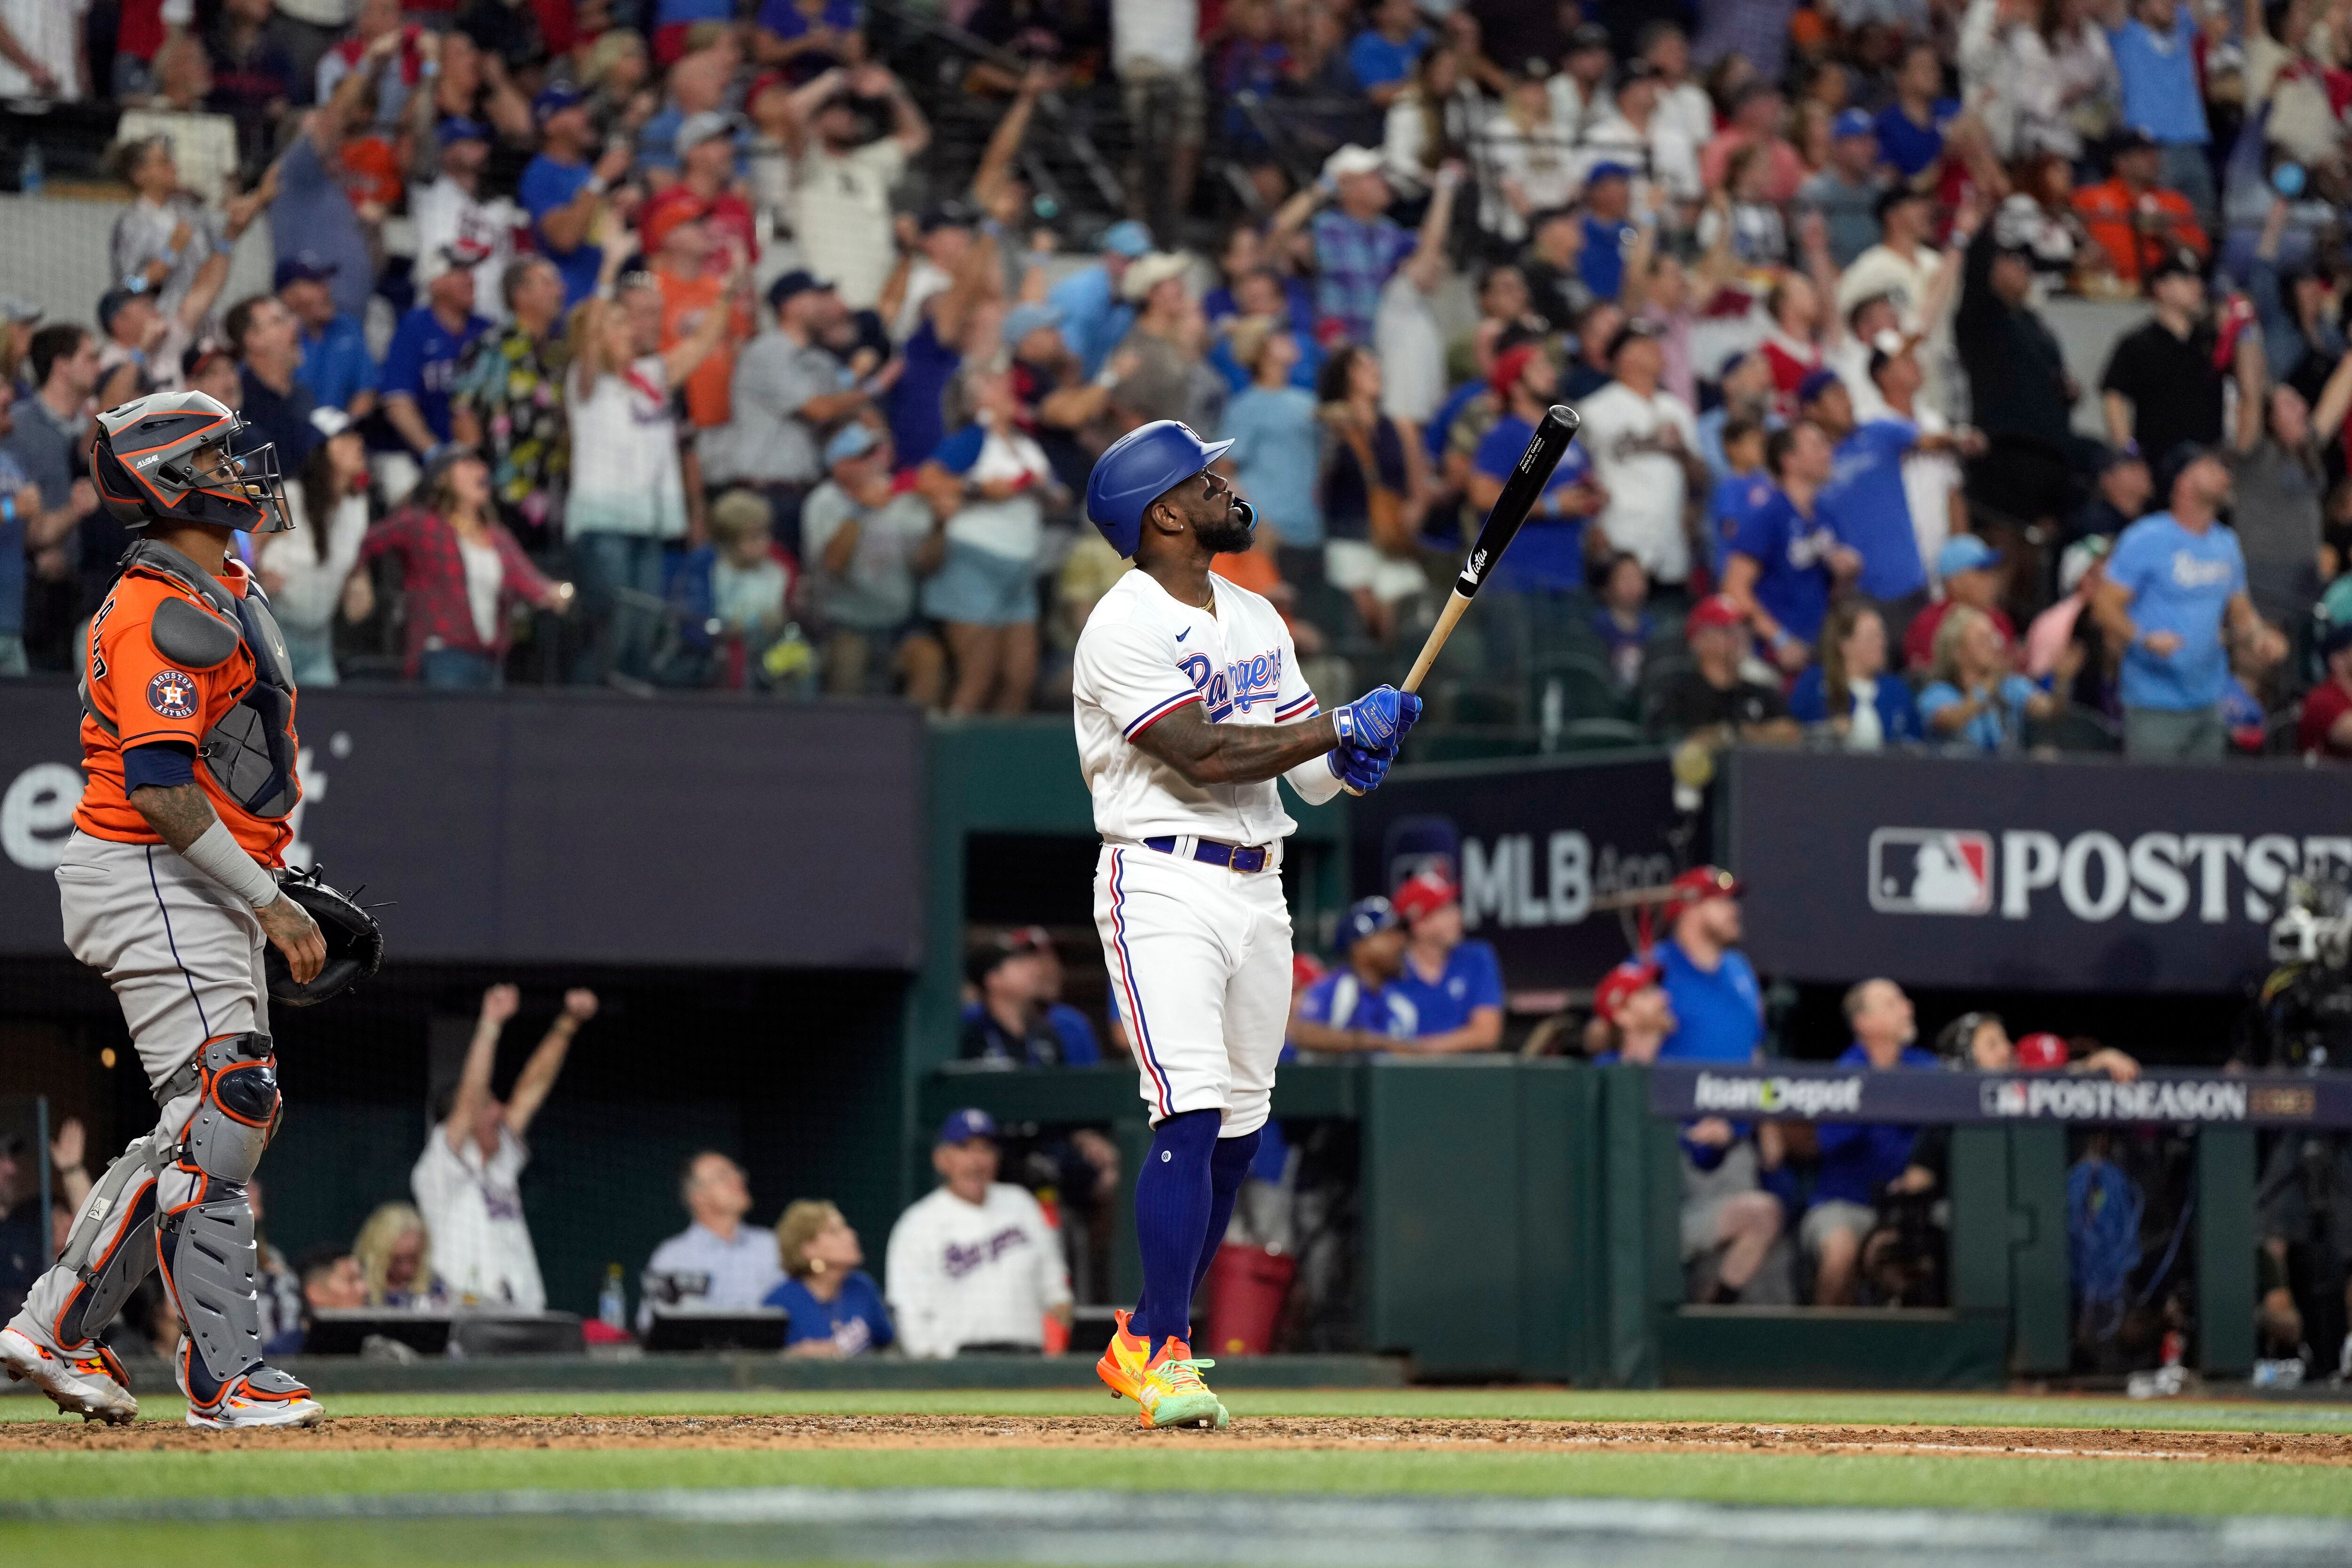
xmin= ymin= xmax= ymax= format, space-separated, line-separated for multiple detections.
xmin=1084 ymin=419 xmax=1233 ymax=557
xmin=1338 ymin=896 xmax=1399 ymax=951
xmin=937 ymin=1107 xmax=999 ymax=1146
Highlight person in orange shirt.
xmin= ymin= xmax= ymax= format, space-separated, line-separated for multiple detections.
xmin=2073 ymin=129 xmax=2209 ymax=290
xmin=0 ymin=390 xmax=330 ymax=1435
xmin=646 ymin=200 xmax=755 ymax=435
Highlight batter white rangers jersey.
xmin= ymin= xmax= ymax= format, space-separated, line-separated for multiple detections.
xmin=1072 ymin=568 xmax=1337 ymax=845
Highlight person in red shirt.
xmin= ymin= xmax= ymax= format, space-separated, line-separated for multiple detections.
xmin=2072 ymin=129 xmax=2210 ymax=290
xmin=641 ymin=111 xmax=761 ymax=264
xmin=1905 ymin=534 xmax=2018 ymax=672
xmin=2299 ymin=622 xmax=2352 ymax=758
xmin=1756 ymin=272 xmax=1826 ymax=420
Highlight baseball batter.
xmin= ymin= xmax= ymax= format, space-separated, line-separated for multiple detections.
xmin=0 ymin=390 xmax=330 ymax=1429
xmin=1075 ymin=420 xmax=1419 ymax=1430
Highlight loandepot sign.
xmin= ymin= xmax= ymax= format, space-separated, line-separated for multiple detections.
xmin=1692 ymin=1073 xmax=1867 ymax=1118
xmin=1650 ymin=1066 xmax=2352 ymax=1127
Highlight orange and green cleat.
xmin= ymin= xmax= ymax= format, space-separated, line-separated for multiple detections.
xmin=1096 ymin=1308 xmax=1151 ymax=1403
xmin=1133 ymin=1337 xmax=1228 ymax=1431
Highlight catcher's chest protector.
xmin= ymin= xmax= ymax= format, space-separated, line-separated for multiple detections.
xmin=86 ymin=541 xmax=301 ymax=819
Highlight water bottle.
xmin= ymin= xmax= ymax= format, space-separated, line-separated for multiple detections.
xmin=18 ymin=142 xmax=42 ymax=197
xmin=598 ymin=1263 xmax=626 ymax=1330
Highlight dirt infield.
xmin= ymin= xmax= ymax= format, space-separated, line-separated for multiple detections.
xmin=7 ymin=1413 xmax=2352 ymax=1465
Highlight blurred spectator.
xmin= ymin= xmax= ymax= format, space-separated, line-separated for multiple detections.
xmin=206 ymin=0 xmax=302 ymax=178
xmin=1581 ymin=59 xmax=1701 ymax=206
xmin=1940 ymin=1011 xmax=2139 ymax=1078
xmin=1806 ymin=366 xmax=1949 ymax=631
xmin=2233 ymin=356 xmax=2331 ymax=635
xmin=639 ymin=1152 xmax=785 ymax=1330
xmin=106 ymin=132 xmax=269 ymax=331
xmin=2074 ymin=130 xmax=2208 ymax=289
xmin=1722 ymin=417 xmax=1860 ymax=669
xmin=276 ymin=253 xmax=377 ymax=422
xmin=1289 ymin=897 xmax=1419 ymax=1055
xmin=1656 ymin=867 xmax=1764 ymax=1064
xmin=917 ymin=366 xmax=1058 ymax=715
xmin=2095 ymin=446 xmax=2286 ymax=757
xmin=1276 ymin=144 xmax=1416 ymax=349
xmin=565 ymin=255 xmax=741 ymax=684
xmin=0 ymin=0 xmax=88 ymax=100
xmin=1905 ymin=536 xmax=2018 ymax=671
xmin=1111 ymin=0 xmax=1203 ymax=241
xmin=227 ymin=292 xmax=323 ymax=473
xmin=724 ymin=271 xmax=871 ymax=552
xmin=410 ymin=117 xmax=517 ymax=326
xmin=450 ymin=258 xmax=570 ymax=549
xmin=1858 ymin=334 xmax=1971 ymax=612
xmin=646 ymin=203 xmax=756 ymax=474
xmin=1639 ymin=23 xmax=1715 ymax=151
xmin=1350 ymin=0 xmax=1430 ymax=107
xmin=1791 ymin=603 xmax=1923 ymax=748
xmin=1375 ymin=163 xmax=1465 ymax=426
xmin=358 ymin=447 xmax=570 ymax=687
xmin=885 ymin=1109 xmax=1072 ymax=1358
xmin=893 ymin=218 xmax=1002 ymax=463
xmin=1389 ymin=868 xmax=1504 ymax=1055
xmin=410 ymin=27 xmax=532 ymax=154
xmin=2298 ymin=623 xmax=2352 ymax=759
xmin=1653 ymin=595 xmax=1800 ymax=745
xmin=780 ymin=64 xmax=932 ymax=311
xmin=1920 ymin=604 xmax=2058 ymax=752
xmin=963 ymin=929 xmax=1091 ymax=1067
xmin=1318 ymin=343 xmax=1429 ymax=642
xmin=666 ymin=489 xmax=798 ymax=686
xmin=291 ymin=1247 xmax=366 ymax=1348
xmin=1221 ymin=318 xmax=1323 ymax=551
xmin=413 ymin=985 xmax=596 ymax=1310
xmin=803 ymin=423 xmax=947 ymax=700
xmin=754 ymin=0 xmax=865 ymax=74
xmin=1383 ymin=43 xmax=1479 ymax=198
xmin=1049 ymin=221 xmax=1151 ymax=380
xmin=2073 ymin=445 xmax=2151 ymax=542
xmin=1471 ymin=342 xmax=1605 ymax=648
xmin=1953 ymin=205 xmax=2079 ymax=539
xmin=1 ymin=336 xmax=101 ymax=662
xmin=766 ymin=1200 xmax=895 ymax=1359
xmin=1519 ymin=209 xmax=1594 ymax=334
xmin=639 ymin=28 xmax=741 ymax=179
xmin=1591 ymin=551 xmax=1657 ymax=692
xmin=521 ymin=83 xmax=636 ymax=309
xmin=246 ymin=1175 xmax=305 ymax=1357
xmin=2249 ymin=197 xmax=2341 ymax=394
xmin=1806 ymin=979 xmax=1938 ymax=1305
xmin=2103 ymin=0 xmax=2214 ymax=221
xmin=2099 ymin=249 xmax=2230 ymax=466
xmin=352 ymin=1201 xmax=445 ymax=1309
xmin=258 ymin=406 xmax=370 ymax=686
xmin=271 ymin=27 xmax=389 ymax=328
xmin=1800 ymin=110 xmax=1886 ymax=268
xmin=1838 ymin=188 xmax=1945 ymax=344
xmin=2026 ymin=534 xmax=2113 ymax=684
xmin=1873 ymin=41 xmax=1957 ymax=186
xmin=1480 ymin=78 xmax=1578 ymax=245
xmin=316 ymin=0 xmax=420 ymax=124
xmin=1700 ymin=81 xmax=1804 ymax=204
xmin=381 ymin=262 xmax=494 ymax=479
xmin=1578 ymin=321 xmax=1704 ymax=590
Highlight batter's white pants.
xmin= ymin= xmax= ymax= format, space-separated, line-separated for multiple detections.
xmin=1093 ymin=842 xmax=1293 ymax=1138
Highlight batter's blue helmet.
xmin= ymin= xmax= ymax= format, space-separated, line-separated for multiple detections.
xmin=1084 ymin=419 xmax=1233 ymax=557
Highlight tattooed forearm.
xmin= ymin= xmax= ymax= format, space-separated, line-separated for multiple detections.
xmin=1131 ymin=705 xmax=1338 ymax=787
xmin=130 ymin=781 xmax=222 ymax=854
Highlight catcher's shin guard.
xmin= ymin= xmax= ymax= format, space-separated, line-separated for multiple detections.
xmin=48 ymin=1133 xmax=171 ymax=1351
xmin=160 ymin=1032 xmax=278 ymax=1391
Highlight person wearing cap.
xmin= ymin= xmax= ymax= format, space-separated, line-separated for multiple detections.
xmin=1837 ymin=186 xmax=1946 ymax=344
xmin=1569 ymin=161 xmax=1641 ymax=301
xmin=2296 ymin=621 xmax=2352 ymax=759
xmin=2106 ymin=0 xmax=2215 ymax=223
xmin=2023 ymin=534 xmax=2112 ymax=695
xmin=1649 ymin=867 xmax=1765 ymax=1064
xmin=2094 ymin=443 xmax=2287 ymax=757
xmin=1652 ymin=596 xmax=1800 ymax=744
xmin=1389 ymin=869 xmax=1506 ymax=1056
xmin=520 ymin=82 xmax=636 ymax=309
xmin=380 ymin=262 xmax=494 ymax=483
xmin=2100 ymin=250 xmax=2235 ymax=501
xmin=1722 ymin=414 xmax=1859 ymax=666
xmin=2072 ymin=128 xmax=2208 ymax=291
xmin=1902 ymin=534 xmax=2017 ymax=671
xmin=777 ymin=63 xmax=933 ymax=312
xmin=1805 ymin=979 xmax=1939 ymax=1305
xmin=961 ymin=929 xmax=1098 ymax=1069
xmin=1796 ymin=108 xmax=1887 ymax=269
xmin=411 ymin=117 xmax=520 ymax=325
xmin=643 ymin=110 xmax=761 ymax=271
xmin=1270 ymin=144 xmax=1415 ymax=347
xmin=1049 ymin=220 xmax=1153 ymax=380
xmin=884 ymin=1108 xmax=1073 ymax=1359
xmin=1577 ymin=320 xmax=1706 ymax=588
xmin=1348 ymin=0 xmax=1432 ymax=107
xmin=448 ymin=259 xmax=570 ymax=549
xmin=727 ymin=271 xmax=869 ymax=551
xmin=1936 ymin=1011 xmax=2137 ymax=1078
xmin=2071 ymin=444 xmax=2151 ymax=543
xmin=94 ymin=262 xmax=209 ymax=411
xmin=1575 ymin=58 xmax=1702 ymax=207
xmin=645 ymin=198 xmax=759 ymax=444
xmin=802 ymin=422 xmax=949 ymax=702
xmin=1289 ymin=898 xmax=1418 ymax=1055
xmin=256 ymin=406 xmax=372 ymax=686
xmin=269 ymin=254 xmax=377 ymax=424
xmin=1803 ymin=357 xmax=1964 ymax=628
xmin=1470 ymin=341 xmax=1606 ymax=617
xmin=1952 ymin=189 xmax=2089 ymax=528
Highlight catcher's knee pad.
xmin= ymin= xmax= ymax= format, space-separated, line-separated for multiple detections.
xmin=183 ymin=1032 xmax=277 ymax=1185
xmin=161 ymin=1186 xmax=264 ymax=1391
xmin=49 ymin=1136 xmax=169 ymax=1349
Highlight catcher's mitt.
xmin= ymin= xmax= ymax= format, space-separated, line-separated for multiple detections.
xmin=264 ymin=864 xmax=383 ymax=1007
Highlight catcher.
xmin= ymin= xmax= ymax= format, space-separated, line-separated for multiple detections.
xmin=0 ymin=390 xmax=378 ymax=1429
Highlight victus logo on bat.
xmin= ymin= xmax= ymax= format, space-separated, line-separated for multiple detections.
xmin=1866 ymin=826 xmax=2352 ymax=925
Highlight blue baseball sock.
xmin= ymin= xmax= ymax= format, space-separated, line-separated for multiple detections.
xmin=1190 ymin=1130 xmax=1263 ymax=1307
xmin=1129 ymin=1109 xmax=1221 ymax=1349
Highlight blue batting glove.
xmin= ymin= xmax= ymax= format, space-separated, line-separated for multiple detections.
xmin=1327 ymin=743 xmax=1391 ymax=796
xmin=1331 ymin=686 xmax=1422 ymax=753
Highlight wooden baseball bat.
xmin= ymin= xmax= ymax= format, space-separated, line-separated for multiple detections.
xmin=1400 ymin=403 xmax=1583 ymax=695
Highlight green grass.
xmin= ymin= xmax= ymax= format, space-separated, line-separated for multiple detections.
xmin=12 ymin=1385 xmax=2349 ymax=1434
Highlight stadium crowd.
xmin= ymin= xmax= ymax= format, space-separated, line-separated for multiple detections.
xmin=0 ymin=0 xmax=2349 ymax=755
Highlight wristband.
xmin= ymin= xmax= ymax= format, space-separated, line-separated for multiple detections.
xmin=1 ymin=495 xmax=15 ymax=525
xmin=180 ymin=819 xmax=281 ymax=909
xmin=585 ymin=175 xmax=609 ymax=197
xmin=1093 ymin=366 xmax=1120 ymax=389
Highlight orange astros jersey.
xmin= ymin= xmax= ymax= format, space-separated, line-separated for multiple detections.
xmin=73 ymin=556 xmax=301 ymax=865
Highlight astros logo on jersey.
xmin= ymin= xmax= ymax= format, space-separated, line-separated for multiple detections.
xmin=146 ymin=669 xmax=199 ymax=720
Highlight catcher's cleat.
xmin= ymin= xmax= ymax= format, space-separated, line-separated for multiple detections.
xmin=176 ymin=1340 xmax=322 ymax=1431
xmin=1096 ymin=1308 xmax=1151 ymax=1402
xmin=0 ymin=1327 xmax=139 ymax=1424
xmin=1134 ymin=1338 xmax=1224 ymax=1431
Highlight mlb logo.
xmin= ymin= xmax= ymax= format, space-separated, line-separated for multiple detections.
xmin=1868 ymin=829 xmax=1993 ymax=915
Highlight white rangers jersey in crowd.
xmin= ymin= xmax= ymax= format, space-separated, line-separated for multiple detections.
xmin=412 ymin=1122 xmax=546 ymax=1312
xmin=1072 ymin=568 xmax=1336 ymax=845
xmin=884 ymin=1182 xmax=1072 ymax=1358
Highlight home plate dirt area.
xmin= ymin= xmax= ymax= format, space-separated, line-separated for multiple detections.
xmin=8 ymin=1412 xmax=2352 ymax=1463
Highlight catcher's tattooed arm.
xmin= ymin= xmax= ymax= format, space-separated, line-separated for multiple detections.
xmin=131 ymin=781 xmax=327 ymax=984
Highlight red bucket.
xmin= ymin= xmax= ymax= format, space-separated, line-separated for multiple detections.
xmin=1201 ymin=1244 xmax=1295 ymax=1357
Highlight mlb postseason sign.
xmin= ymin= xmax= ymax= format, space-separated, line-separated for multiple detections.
xmin=1725 ymin=749 xmax=2352 ymax=993
xmin=1349 ymin=752 xmax=1692 ymax=992
xmin=1651 ymin=1063 xmax=2352 ymax=1128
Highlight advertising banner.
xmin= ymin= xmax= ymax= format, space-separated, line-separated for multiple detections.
xmin=0 ymin=682 xmax=925 ymax=969
xmin=1726 ymin=749 xmax=2352 ymax=994
xmin=1648 ymin=1061 xmax=2352 ymax=1128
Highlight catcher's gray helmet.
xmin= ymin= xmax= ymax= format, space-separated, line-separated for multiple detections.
xmin=90 ymin=390 xmax=292 ymax=534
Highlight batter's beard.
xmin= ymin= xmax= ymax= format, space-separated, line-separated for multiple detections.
xmin=1194 ymin=503 xmax=1256 ymax=556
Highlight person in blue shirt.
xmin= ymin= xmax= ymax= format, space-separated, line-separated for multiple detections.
xmin=765 ymin=1200 xmax=895 ymax=1358
xmin=1657 ymin=867 xmax=1766 ymax=1064
xmin=1696 ymin=350 xmax=1780 ymax=486
xmin=380 ymin=265 xmax=492 ymax=464
xmin=1790 ymin=602 xmax=1924 ymax=748
xmin=1805 ymin=979 xmax=1940 ymax=1305
xmin=960 ymin=929 xmax=1099 ymax=1067
xmin=1577 ymin=164 xmax=1639 ymax=302
xmin=1048 ymin=220 xmax=1151 ymax=378
xmin=1206 ymin=267 xmax=1323 ymax=394
xmin=1473 ymin=342 xmax=1605 ymax=590
xmin=1803 ymin=361 xmax=1968 ymax=620
xmin=520 ymin=86 xmax=635 ymax=308
xmin=1918 ymin=604 xmax=2056 ymax=752
xmin=1346 ymin=0 xmax=1430 ymax=104
xmin=1706 ymin=414 xmax=1775 ymax=578
xmin=2092 ymin=445 xmax=2286 ymax=758
xmin=1388 ymin=868 xmax=1505 ymax=1054
xmin=1289 ymin=898 xmax=1419 ymax=1054
xmin=1872 ymin=42 xmax=1957 ymax=183
xmin=1723 ymin=412 xmax=1860 ymax=670
xmin=1221 ymin=320 xmax=1324 ymax=546
xmin=2106 ymin=0 xmax=2213 ymax=220
xmin=275 ymin=254 xmax=378 ymax=421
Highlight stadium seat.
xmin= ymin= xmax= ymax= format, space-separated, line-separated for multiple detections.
xmin=2033 ymin=703 xmax=2122 ymax=754
xmin=1529 ymin=652 xmax=1631 ymax=724
xmin=1548 ymin=717 xmax=1645 ymax=753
